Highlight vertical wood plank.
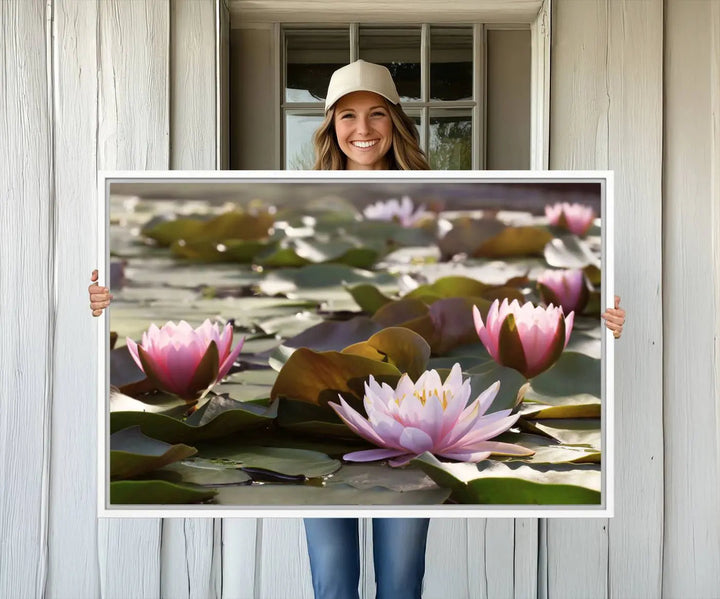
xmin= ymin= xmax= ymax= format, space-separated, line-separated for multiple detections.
xmin=0 ymin=1 xmax=52 ymax=597
xmin=257 ymin=519 xmax=314 ymax=599
xmin=221 ymin=519 xmax=258 ymax=599
xmin=513 ymin=519 xmax=538 ymax=599
xmin=218 ymin=0 xmax=230 ymax=169
xmin=161 ymin=520 xmax=220 ymax=599
xmin=162 ymin=1 xmax=221 ymax=596
xmin=663 ymin=1 xmax=720 ymax=595
xmin=47 ymin=0 xmax=101 ymax=595
xmin=97 ymin=1 xmax=170 ymax=596
xmin=422 ymin=520 xmax=469 ymax=598
xmin=170 ymin=0 xmax=216 ymax=170
xmin=467 ymin=520 xmax=517 ymax=599
xmin=606 ymin=1 xmax=664 ymax=597
xmin=548 ymin=2 xmax=610 ymax=596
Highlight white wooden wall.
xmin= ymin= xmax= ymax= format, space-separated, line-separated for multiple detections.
xmin=1 ymin=0 xmax=718 ymax=597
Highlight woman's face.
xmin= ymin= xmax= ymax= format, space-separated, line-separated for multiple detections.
xmin=333 ymin=91 xmax=394 ymax=170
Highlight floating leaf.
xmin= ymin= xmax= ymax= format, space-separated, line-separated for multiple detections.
xmin=283 ymin=316 xmax=383 ymax=352
xmin=342 ymin=327 xmax=431 ymax=379
xmin=467 ymin=361 xmax=530 ymax=413
xmin=475 ymin=226 xmax=554 ymax=258
xmin=412 ymin=453 xmax=601 ymax=504
xmin=110 ymin=394 xmax=277 ymax=444
xmin=212 ymin=481 xmax=451 ymax=505
xmin=329 ymin=463 xmax=441 ymax=492
xmin=519 ymin=419 xmax=601 ymax=450
xmin=438 ymin=218 xmax=505 ymax=259
xmin=270 ymin=348 xmax=401 ymax=409
xmin=141 ymin=217 xmax=206 ymax=247
xmin=195 ymin=445 xmax=341 ymax=479
xmin=346 ymin=283 xmax=393 ymax=314
xmin=404 ymin=276 xmax=524 ymax=304
xmin=544 ymin=235 xmax=600 ymax=269
xmin=493 ymin=432 xmax=600 ymax=464
xmin=148 ymin=459 xmax=252 ymax=486
xmin=170 ymin=238 xmax=273 ymax=263
xmin=258 ymin=264 xmax=396 ymax=301
xmin=110 ymin=426 xmax=197 ymax=479
xmin=110 ymin=480 xmax=217 ymax=504
xmin=530 ymin=351 xmax=601 ymax=398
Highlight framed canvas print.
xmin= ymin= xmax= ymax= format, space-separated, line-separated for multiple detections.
xmin=97 ymin=171 xmax=614 ymax=518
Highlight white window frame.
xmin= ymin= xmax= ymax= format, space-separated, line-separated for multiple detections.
xmin=224 ymin=0 xmax=551 ymax=170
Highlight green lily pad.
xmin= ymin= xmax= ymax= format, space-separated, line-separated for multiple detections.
xmin=346 ymin=283 xmax=394 ymax=314
xmin=412 ymin=453 xmax=601 ymax=504
xmin=110 ymin=426 xmax=198 ymax=479
xmin=544 ymin=235 xmax=600 ymax=269
xmin=276 ymin=397 xmax=365 ymax=439
xmin=110 ymin=479 xmax=217 ymax=504
xmin=109 ymin=387 xmax=189 ymax=417
xmin=564 ymin=330 xmax=601 ymax=359
xmin=147 ymin=459 xmax=252 ymax=486
xmin=438 ymin=218 xmax=506 ymax=259
xmin=493 ymin=432 xmax=600 ymax=464
xmin=530 ymin=351 xmax=601 ymax=398
xmin=211 ymin=481 xmax=451 ymax=505
xmin=110 ymin=394 xmax=277 ymax=444
xmin=283 ymin=316 xmax=383 ymax=352
xmin=212 ymin=369 xmax=276 ymax=403
xmin=270 ymin=347 xmax=401 ymax=409
xmin=519 ymin=419 xmax=601 ymax=450
xmin=143 ymin=210 xmax=275 ymax=246
xmin=258 ymin=264 xmax=396 ymax=295
xmin=329 ymin=463 xmax=441 ymax=492
xmin=371 ymin=296 xmax=490 ymax=356
xmin=475 ymin=226 xmax=554 ymax=258
xmin=405 ymin=275 xmax=525 ymax=304
xmin=341 ymin=327 xmax=431 ymax=380
xmin=467 ymin=361 xmax=530 ymax=413
xmin=194 ymin=445 xmax=341 ymax=478
xmin=260 ymin=239 xmax=379 ymax=269
xmin=170 ymin=238 xmax=275 ymax=263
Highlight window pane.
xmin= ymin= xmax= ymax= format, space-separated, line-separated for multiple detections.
xmin=486 ymin=29 xmax=530 ymax=169
xmin=359 ymin=27 xmax=421 ymax=102
xmin=285 ymin=113 xmax=324 ymax=169
xmin=430 ymin=27 xmax=473 ymax=101
xmin=286 ymin=30 xmax=349 ymax=103
xmin=429 ymin=110 xmax=472 ymax=170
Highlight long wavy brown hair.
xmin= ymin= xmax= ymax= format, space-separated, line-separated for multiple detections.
xmin=312 ymin=99 xmax=430 ymax=171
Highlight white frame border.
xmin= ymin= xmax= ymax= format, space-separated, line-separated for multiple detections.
xmin=98 ymin=169 xmax=614 ymax=519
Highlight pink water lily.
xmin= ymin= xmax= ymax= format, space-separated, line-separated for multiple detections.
xmin=537 ymin=269 xmax=590 ymax=314
xmin=328 ymin=363 xmax=532 ymax=467
xmin=545 ymin=202 xmax=596 ymax=236
xmin=126 ymin=320 xmax=245 ymax=400
xmin=363 ymin=196 xmax=426 ymax=227
xmin=473 ymin=299 xmax=574 ymax=379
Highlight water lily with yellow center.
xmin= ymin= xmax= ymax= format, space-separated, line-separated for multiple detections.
xmin=328 ymin=363 xmax=532 ymax=467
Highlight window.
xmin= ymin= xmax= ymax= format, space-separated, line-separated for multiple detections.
xmin=229 ymin=22 xmax=536 ymax=170
xmin=284 ymin=25 xmax=488 ymax=170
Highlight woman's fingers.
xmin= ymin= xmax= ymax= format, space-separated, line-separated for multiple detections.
xmin=89 ymin=270 xmax=111 ymax=315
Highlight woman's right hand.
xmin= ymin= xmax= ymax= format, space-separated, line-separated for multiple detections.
xmin=89 ymin=269 xmax=113 ymax=317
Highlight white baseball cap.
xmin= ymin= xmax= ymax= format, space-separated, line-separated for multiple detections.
xmin=324 ymin=60 xmax=401 ymax=112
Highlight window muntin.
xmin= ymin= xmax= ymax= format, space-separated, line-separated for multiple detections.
xmin=281 ymin=24 xmax=529 ymax=170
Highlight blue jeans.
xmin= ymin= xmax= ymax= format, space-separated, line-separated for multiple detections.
xmin=303 ymin=518 xmax=430 ymax=599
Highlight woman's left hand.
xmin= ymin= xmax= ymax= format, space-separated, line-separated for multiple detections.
xmin=601 ymin=295 xmax=625 ymax=339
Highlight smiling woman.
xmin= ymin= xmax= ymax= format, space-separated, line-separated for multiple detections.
xmin=311 ymin=60 xmax=430 ymax=171
xmin=303 ymin=59 xmax=432 ymax=599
